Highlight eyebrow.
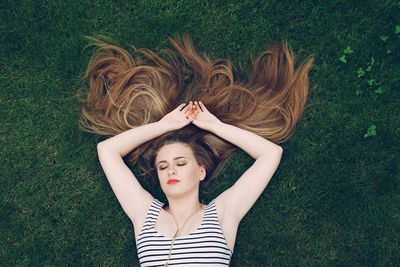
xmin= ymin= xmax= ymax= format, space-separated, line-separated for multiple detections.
xmin=157 ymin=157 xmax=187 ymax=165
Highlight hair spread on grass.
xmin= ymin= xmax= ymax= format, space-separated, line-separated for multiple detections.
xmin=77 ymin=33 xmax=314 ymax=186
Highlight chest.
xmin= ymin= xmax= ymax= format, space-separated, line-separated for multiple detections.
xmin=134 ymin=201 xmax=239 ymax=253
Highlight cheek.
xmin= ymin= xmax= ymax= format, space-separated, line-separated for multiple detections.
xmin=187 ymin=167 xmax=200 ymax=180
xmin=156 ymin=170 xmax=163 ymax=181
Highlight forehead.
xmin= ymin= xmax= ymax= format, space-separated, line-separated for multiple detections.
xmin=156 ymin=143 xmax=194 ymax=162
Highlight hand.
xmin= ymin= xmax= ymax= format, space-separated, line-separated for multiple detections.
xmin=159 ymin=102 xmax=194 ymax=131
xmin=191 ymin=101 xmax=222 ymax=131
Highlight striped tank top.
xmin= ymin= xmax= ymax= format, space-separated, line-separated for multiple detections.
xmin=136 ymin=198 xmax=233 ymax=266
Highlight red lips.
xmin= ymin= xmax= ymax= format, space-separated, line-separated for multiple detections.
xmin=167 ymin=178 xmax=181 ymax=185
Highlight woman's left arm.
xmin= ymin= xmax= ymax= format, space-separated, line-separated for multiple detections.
xmin=191 ymin=101 xmax=283 ymax=223
xmin=210 ymin=121 xmax=283 ymax=160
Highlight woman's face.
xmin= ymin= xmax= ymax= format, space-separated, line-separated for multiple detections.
xmin=155 ymin=142 xmax=205 ymax=198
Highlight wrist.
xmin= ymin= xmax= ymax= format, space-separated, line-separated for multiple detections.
xmin=208 ymin=120 xmax=224 ymax=133
xmin=156 ymin=119 xmax=176 ymax=133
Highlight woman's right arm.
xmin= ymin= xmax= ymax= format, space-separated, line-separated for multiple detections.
xmin=97 ymin=121 xmax=171 ymax=157
xmin=97 ymin=121 xmax=171 ymax=224
xmin=96 ymin=103 xmax=194 ymax=224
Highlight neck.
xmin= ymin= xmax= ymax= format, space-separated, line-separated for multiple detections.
xmin=164 ymin=195 xmax=204 ymax=222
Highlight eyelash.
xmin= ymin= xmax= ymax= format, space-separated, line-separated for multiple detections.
xmin=159 ymin=163 xmax=186 ymax=170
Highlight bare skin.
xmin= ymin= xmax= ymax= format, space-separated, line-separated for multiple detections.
xmin=155 ymin=142 xmax=206 ymax=224
xmin=98 ymin=100 xmax=283 ymax=253
xmin=155 ymin=101 xmax=217 ymax=226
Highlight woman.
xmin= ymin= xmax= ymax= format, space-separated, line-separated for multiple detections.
xmin=79 ymin=33 xmax=313 ymax=266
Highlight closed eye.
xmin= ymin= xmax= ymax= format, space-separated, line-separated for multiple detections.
xmin=159 ymin=163 xmax=186 ymax=170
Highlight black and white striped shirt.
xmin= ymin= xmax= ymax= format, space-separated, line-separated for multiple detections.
xmin=136 ymin=198 xmax=233 ymax=266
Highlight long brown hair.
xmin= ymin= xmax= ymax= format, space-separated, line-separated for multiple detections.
xmin=78 ymin=33 xmax=314 ymax=185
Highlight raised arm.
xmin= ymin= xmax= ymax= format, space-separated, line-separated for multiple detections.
xmin=96 ymin=103 xmax=194 ymax=224
xmin=191 ymin=101 xmax=283 ymax=223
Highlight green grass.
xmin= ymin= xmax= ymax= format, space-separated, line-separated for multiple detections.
xmin=1 ymin=0 xmax=399 ymax=266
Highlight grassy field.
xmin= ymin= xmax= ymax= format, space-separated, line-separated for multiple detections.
xmin=1 ymin=0 xmax=399 ymax=266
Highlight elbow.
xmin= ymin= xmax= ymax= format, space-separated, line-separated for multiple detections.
xmin=97 ymin=141 xmax=110 ymax=152
xmin=270 ymin=146 xmax=283 ymax=162
xmin=268 ymin=144 xmax=283 ymax=155
xmin=271 ymin=146 xmax=283 ymax=159
xmin=276 ymin=145 xmax=283 ymax=155
xmin=97 ymin=141 xmax=121 ymax=157
xmin=258 ymin=145 xmax=283 ymax=160
xmin=276 ymin=146 xmax=283 ymax=159
xmin=97 ymin=142 xmax=105 ymax=150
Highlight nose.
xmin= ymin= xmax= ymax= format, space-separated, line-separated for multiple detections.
xmin=167 ymin=167 xmax=176 ymax=175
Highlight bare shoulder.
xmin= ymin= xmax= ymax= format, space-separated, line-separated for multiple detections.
xmin=213 ymin=152 xmax=282 ymax=223
xmin=131 ymin=192 xmax=155 ymax=231
xmin=213 ymin=192 xmax=240 ymax=252
xmin=214 ymin=191 xmax=240 ymax=227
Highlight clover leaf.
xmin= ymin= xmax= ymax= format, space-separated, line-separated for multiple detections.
xmin=374 ymin=86 xmax=384 ymax=94
xmin=380 ymin=35 xmax=389 ymax=42
xmin=364 ymin=124 xmax=377 ymax=138
xmin=344 ymin=46 xmax=353 ymax=54
xmin=357 ymin=68 xmax=365 ymax=78
xmin=367 ymin=79 xmax=376 ymax=86
xmin=395 ymin=25 xmax=400 ymax=34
